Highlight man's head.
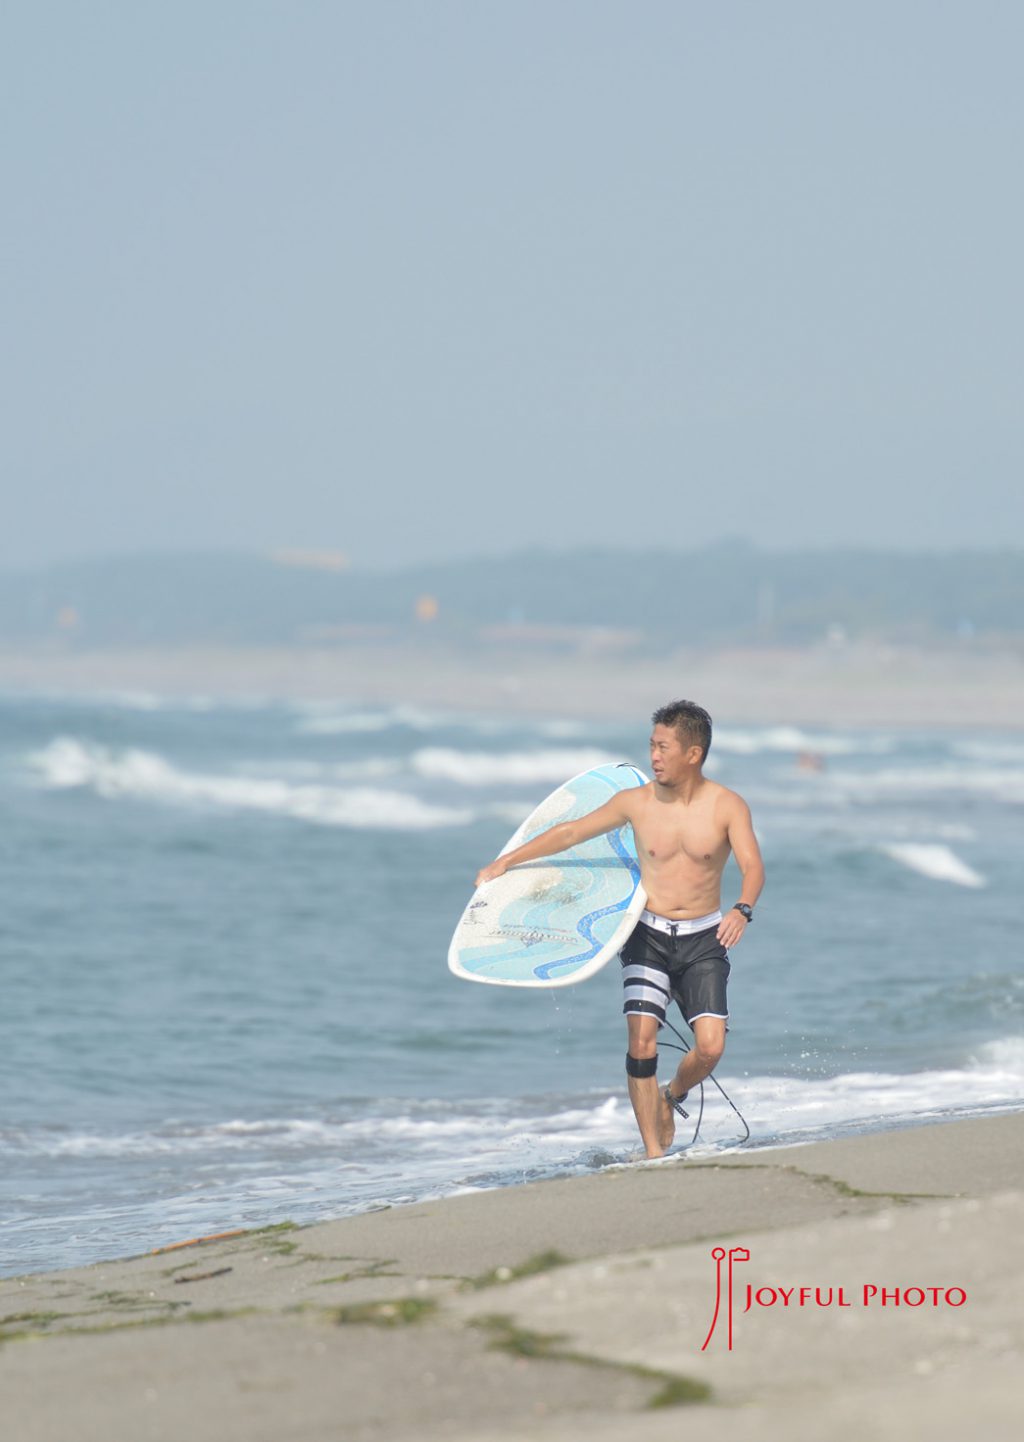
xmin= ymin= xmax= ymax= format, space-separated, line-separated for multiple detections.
xmin=650 ymin=700 xmax=712 ymax=778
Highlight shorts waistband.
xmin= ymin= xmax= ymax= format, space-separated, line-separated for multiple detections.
xmin=640 ymin=908 xmax=722 ymax=936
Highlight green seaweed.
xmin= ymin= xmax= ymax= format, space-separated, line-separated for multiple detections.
xmin=471 ymin=1314 xmax=569 ymax=1357
xmin=0 ymin=1310 xmax=62 ymax=1332
xmin=646 ymin=1373 xmax=712 ymax=1407
xmin=465 ymin=1249 xmax=572 ymax=1290
xmin=334 ymin=1297 xmax=438 ymax=1327
xmin=315 ymin=1258 xmax=402 ymax=1285
xmin=797 ymin=1168 xmax=949 ymax=1203
xmin=471 ymin=1313 xmax=710 ymax=1408
xmin=0 ymin=1306 xmax=260 ymax=1346
xmin=90 ymin=1290 xmax=156 ymax=1307
xmin=691 ymin=1160 xmax=951 ymax=1207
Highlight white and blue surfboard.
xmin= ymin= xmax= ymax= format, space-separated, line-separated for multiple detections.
xmin=448 ymin=762 xmax=649 ymax=988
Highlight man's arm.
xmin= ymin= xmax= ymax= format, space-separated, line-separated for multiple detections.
xmin=716 ymin=794 xmax=766 ymax=947
xmin=475 ymin=792 xmax=635 ymax=887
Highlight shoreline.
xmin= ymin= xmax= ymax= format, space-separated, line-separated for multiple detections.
xmin=5 ymin=1100 xmax=1021 ymax=1288
xmin=3 ymin=1111 xmax=1021 ymax=1439
xmin=3 ymin=640 xmax=1024 ymax=726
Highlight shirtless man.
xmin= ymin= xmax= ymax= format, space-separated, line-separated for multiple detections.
xmin=475 ymin=700 xmax=764 ymax=1159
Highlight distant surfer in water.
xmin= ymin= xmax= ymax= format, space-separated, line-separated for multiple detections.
xmin=476 ymin=700 xmax=765 ymax=1158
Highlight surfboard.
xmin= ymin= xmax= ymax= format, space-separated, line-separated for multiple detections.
xmin=448 ymin=761 xmax=649 ymax=988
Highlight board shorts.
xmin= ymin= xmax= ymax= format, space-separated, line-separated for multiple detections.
xmin=620 ymin=908 xmax=730 ymax=1030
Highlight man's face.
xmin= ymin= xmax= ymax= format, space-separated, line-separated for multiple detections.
xmin=650 ymin=724 xmax=700 ymax=784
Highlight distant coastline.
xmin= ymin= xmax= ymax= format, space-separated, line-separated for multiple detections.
xmin=2 ymin=641 xmax=1022 ymax=728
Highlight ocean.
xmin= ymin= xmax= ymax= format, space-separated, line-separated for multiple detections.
xmin=2 ymin=688 xmax=1022 ymax=1279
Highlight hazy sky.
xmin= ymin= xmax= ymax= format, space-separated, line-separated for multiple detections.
xmin=4 ymin=2 xmax=1023 ymax=571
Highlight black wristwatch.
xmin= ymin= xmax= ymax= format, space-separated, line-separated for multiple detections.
xmin=732 ymin=903 xmax=754 ymax=922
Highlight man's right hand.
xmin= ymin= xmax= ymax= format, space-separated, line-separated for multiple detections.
xmin=471 ymin=797 xmax=630 ymax=893
xmin=475 ymin=859 xmax=508 ymax=887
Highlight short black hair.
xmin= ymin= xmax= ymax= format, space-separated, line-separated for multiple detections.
xmin=651 ymin=700 xmax=712 ymax=763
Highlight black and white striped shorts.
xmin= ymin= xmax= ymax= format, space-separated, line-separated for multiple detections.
xmin=620 ymin=911 xmax=730 ymax=1029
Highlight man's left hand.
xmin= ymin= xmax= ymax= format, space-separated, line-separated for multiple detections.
xmin=717 ymin=910 xmax=748 ymax=947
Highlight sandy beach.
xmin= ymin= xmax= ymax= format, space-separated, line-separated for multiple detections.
xmin=3 ymin=1112 xmax=1021 ymax=1440
xmin=4 ymin=647 xmax=1022 ymax=1437
xmin=2 ymin=640 xmax=1024 ymax=727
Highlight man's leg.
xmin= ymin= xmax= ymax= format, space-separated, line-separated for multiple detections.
xmin=625 ymin=1012 xmax=664 ymax=1158
xmin=658 ymin=1015 xmax=726 ymax=1139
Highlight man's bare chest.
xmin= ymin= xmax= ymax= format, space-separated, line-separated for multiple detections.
xmin=633 ymin=811 xmax=729 ymax=867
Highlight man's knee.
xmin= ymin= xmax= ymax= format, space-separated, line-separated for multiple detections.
xmin=692 ymin=1019 xmax=726 ymax=1068
xmin=695 ymin=1038 xmax=725 ymax=1068
xmin=625 ymin=1014 xmax=659 ymax=1076
xmin=626 ymin=1016 xmax=658 ymax=1055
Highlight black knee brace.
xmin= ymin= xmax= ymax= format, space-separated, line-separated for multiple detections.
xmin=625 ymin=1052 xmax=658 ymax=1079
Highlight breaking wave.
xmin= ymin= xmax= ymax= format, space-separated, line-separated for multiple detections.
xmin=878 ymin=842 xmax=986 ymax=888
xmin=714 ymin=727 xmax=894 ymax=757
xmin=25 ymin=737 xmax=473 ymax=830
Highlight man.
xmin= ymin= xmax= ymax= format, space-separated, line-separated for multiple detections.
xmin=476 ymin=700 xmax=764 ymax=1159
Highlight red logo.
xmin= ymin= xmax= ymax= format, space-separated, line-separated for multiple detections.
xmin=700 ymin=1245 xmax=966 ymax=1352
xmin=701 ymin=1245 xmax=750 ymax=1351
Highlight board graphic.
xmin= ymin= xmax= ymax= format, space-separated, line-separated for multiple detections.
xmin=448 ymin=761 xmax=649 ymax=987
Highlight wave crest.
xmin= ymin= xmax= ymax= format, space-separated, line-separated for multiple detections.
xmin=25 ymin=737 xmax=473 ymax=830
xmin=879 ymin=842 xmax=986 ymax=888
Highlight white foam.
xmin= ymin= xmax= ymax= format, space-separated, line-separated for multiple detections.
xmin=102 ymin=692 xmax=230 ymax=713
xmin=3 ymin=1118 xmax=346 ymax=1158
xmin=292 ymin=703 xmax=451 ymax=735
xmin=1 ymin=1100 xmax=629 ymax=1161
xmin=731 ymin=1054 xmax=1024 ymax=1141
xmin=657 ymin=1044 xmax=1024 ymax=1148
xmin=486 ymin=801 xmax=539 ymax=825
xmin=25 ymin=737 xmax=473 ymax=830
xmin=8 ymin=1049 xmax=1023 ymax=1169
xmin=235 ymin=757 xmax=395 ymax=782
xmin=878 ymin=842 xmax=986 ymax=888
xmin=534 ymin=719 xmax=589 ymax=739
xmin=410 ymin=747 xmax=619 ymax=786
xmin=953 ymin=739 xmax=1024 ymax=764
xmin=292 ymin=704 xmax=610 ymax=740
xmin=969 ymin=1036 xmax=1024 ymax=1073
xmin=714 ymin=727 xmax=892 ymax=757
xmin=96 ymin=690 xmax=164 ymax=711
xmin=824 ymin=764 xmax=1024 ymax=804
xmin=294 ymin=708 xmax=411 ymax=735
xmin=6 ymin=1052 xmax=1023 ymax=1284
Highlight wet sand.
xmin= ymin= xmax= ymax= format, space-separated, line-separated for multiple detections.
xmin=2 ymin=1112 xmax=1021 ymax=1441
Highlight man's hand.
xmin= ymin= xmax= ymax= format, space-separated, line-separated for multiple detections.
xmin=716 ymin=909 xmax=749 ymax=948
xmin=475 ymin=859 xmax=508 ymax=887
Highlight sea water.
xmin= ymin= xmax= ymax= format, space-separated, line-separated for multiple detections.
xmin=1 ymin=690 xmax=1022 ymax=1278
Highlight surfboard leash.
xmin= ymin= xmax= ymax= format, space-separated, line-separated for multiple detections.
xmin=658 ymin=1016 xmax=750 ymax=1148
